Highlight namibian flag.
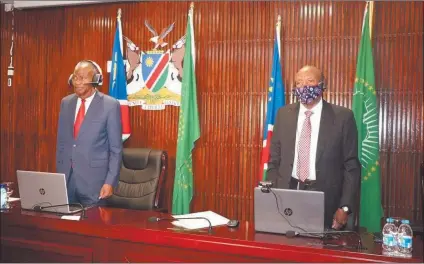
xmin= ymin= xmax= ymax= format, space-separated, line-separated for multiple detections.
xmin=260 ymin=18 xmax=285 ymax=181
xmin=109 ymin=11 xmax=131 ymax=141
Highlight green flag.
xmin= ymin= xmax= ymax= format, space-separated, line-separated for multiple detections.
xmin=172 ymin=6 xmax=200 ymax=215
xmin=352 ymin=2 xmax=383 ymax=233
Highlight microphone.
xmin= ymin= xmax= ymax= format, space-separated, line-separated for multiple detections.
xmin=286 ymin=230 xmax=297 ymax=238
xmin=33 ymin=203 xmax=85 ymax=218
xmin=148 ymin=216 xmax=213 ymax=234
xmin=286 ymin=229 xmax=357 ymax=237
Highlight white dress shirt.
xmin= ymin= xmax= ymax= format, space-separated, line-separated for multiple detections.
xmin=291 ymin=98 xmax=323 ymax=180
xmin=74 ymin=91 xmax=96 ymax=123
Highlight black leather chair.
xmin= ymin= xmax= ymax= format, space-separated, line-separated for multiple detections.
xmin=106 ymin=148 xmax=168 ymax=211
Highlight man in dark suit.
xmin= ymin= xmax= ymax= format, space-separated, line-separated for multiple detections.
xmin=56 ymin=60 xmax=123 ymax=206
xmin=267 ymin=65 xmax=360 ymax=230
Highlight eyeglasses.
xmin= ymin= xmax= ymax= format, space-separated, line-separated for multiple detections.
xmin=72 ymin=75 xmax=91 ymax=83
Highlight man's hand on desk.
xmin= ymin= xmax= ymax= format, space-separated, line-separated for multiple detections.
xmin=332 ymin=208 xmax=348 ymax=230
xmin=99 ymin=184 xmax=113 ymax=199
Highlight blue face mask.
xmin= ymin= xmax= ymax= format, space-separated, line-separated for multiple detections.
xmin=293 ymin=83 xmax=324 ymax=105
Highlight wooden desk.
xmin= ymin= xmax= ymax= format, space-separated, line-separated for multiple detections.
xmin=1 ymin=205 xmax=422 ymax=263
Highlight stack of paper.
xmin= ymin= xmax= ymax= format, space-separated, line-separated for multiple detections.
xmin=172 ymin=211 xmax=229 ymax=230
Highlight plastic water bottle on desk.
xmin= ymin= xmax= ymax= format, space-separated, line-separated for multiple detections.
xmin=382 ymin=218 xmax=398 ymax=255
xmin=397 ymin=219 xmax=413 ymax=256
xmin=0 ymin=183 xmax=7 ymax=210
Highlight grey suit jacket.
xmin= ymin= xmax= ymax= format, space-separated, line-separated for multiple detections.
xmin=56 ymin=91 xmax=123 ymax=198
xmin=267 ymin=100 xmax=361 ymax=226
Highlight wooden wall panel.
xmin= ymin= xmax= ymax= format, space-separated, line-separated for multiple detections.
xmin=1 ymin=1 xmax=422 ymax=224
xmin=373 ymin=2 xmax=423 ymax=221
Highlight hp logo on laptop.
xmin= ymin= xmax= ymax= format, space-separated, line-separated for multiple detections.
xmin=284 ymin=208 xmax=293 ymax=216
xmin=39 ymin=188 xmax=46 ymax=195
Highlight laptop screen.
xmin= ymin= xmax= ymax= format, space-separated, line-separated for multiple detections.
xmin=254 ymin=187 xmax=324 ymax=235
xmin=16 ymin=170 xmax=71 ymax=213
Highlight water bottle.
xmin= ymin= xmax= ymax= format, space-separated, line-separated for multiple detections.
xmin=0 ymin=184 xmax=7 ymax=210
xmin=382 ymin=218 xmax=398 ymax=254
xmin=397 ymin=219 xmax=413 ymax=255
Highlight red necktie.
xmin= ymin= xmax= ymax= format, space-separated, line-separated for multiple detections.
xmin=297 ymin=111 xmax=313 ymax=182
xmin=74 ymin=99 xmax=86 ymax=139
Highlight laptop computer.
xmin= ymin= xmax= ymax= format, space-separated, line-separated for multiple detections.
xmin=254 ymin=187 xmax=324 ymax=237
xmin=17 ymin=170 xmax=83 ymax=214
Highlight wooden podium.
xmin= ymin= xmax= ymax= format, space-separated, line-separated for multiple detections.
xmin=1 ymin=205 xmax=422 ymax=262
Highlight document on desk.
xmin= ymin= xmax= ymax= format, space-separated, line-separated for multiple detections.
xmin=172 ymin=211 xmax=229 ymax=230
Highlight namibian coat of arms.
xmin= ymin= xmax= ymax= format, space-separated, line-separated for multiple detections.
xmin=125 ymin=20 xmax=186 ymax=110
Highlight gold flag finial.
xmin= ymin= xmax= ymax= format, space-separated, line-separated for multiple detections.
xmin=117 ymin=8 xmax=122 ymax=19
xmin=190 ymin=2 xmax=194 ymax=10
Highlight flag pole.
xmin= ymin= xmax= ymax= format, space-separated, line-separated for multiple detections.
xmin=369 ymin=1 xmax=374 ymax=39
xmin=189 ymin=2 xmax=195 ymax=70
xmin=276 ymin=15 xmax=281 ymax=58
xmin=117 ymin=9 xmax=123 ymax=56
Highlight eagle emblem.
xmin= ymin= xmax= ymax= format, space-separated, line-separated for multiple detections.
xmin=144 ymin=20 xmax=175 ymax=50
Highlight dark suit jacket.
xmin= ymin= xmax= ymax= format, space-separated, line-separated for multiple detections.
xmin=267 ymin=100 xmax=361 ymax=227
xmin=56 ymin=91 xmax=123 ymax=203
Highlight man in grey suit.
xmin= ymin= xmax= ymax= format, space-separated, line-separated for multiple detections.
xmin=267 ymin=65 xmax=360 ymax=230
xmin=56 ymin=60 xmax=123 ymax=206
